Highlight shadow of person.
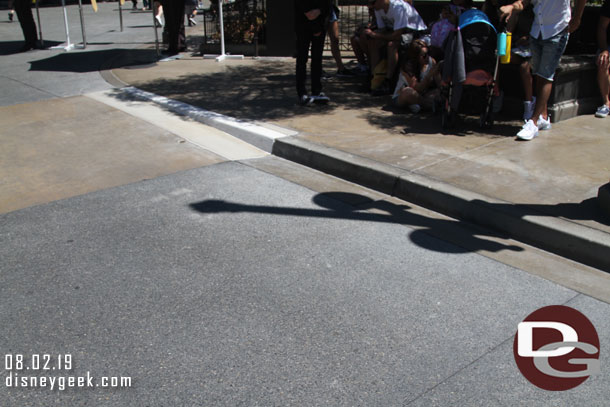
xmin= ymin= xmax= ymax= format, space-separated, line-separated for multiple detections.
xmin=190 ymin=191 xmax=523 ymax=255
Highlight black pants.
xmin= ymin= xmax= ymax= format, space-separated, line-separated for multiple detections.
xmin=14 ymin=0 xmax=37 ymax=47
xmin=160 ymin=0 xmax=185 ymax=52
xmin=296 ymin=29 xmax=326 ymax=97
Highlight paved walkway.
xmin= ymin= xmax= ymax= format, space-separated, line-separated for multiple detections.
xmin=110 ymin=54 xmax=610 ymax=272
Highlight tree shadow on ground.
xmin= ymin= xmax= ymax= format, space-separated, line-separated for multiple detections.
xmin=131 ymin=57 xmax=525 ymax=136
xmin=0 ymin=40 xmax=63 ymax=56
xmin=189 ymin=191 xmax=524 ymax=255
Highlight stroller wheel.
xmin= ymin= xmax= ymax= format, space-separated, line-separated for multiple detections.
xmin=479 ymin=111 xmax=493 ymax=128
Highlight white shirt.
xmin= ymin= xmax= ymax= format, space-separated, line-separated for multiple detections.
xmin=529 ymin=0 xmax=571 ymax=40
xmin=376 ymin=0 xmax=427 ymax=32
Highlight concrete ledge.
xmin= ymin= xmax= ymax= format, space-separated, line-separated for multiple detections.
xmin=121 ymin=87 xmax=297 ymax=153
xmin=599 ymin=183 xmax=610 ymax=217
xmin=274 ymin=136 xmax=610 ymax=272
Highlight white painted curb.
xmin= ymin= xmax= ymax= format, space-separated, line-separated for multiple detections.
xmin=122 ymin=87 xmax=297 ymax=153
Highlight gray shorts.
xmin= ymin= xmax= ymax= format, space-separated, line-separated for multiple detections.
xmin=530 ymin=29 xmax=569 ymax=81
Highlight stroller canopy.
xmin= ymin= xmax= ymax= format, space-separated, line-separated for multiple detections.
xmin=458 ymin=9 xmax=496 ymax=32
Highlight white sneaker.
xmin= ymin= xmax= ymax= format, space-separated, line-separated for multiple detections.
xmin=311 ymin=92 xmax=330 ymax=104
xmin=596 ymin=104 xmax=610 ymax=118
xmin=516 ymin=119 xmax=538 ymax=141
xmin=523 ymin=96 xmax=536 ymax=121
xmin=537 ymin=114 xmax=551 ymax=130
xmin=299 ymin=94 xmax=313 ymax=106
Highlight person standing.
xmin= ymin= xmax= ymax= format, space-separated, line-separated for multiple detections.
xmin=14 ymin=0 xmax=38 ymax=52
xmin=595 ymin=0 xmax=610 ymax=118
xmin=294 ymin=0 xmax=331 ymax=105
xmin=160 ymin=0 xmax=186 ymax=55
xmin=500 ymin=0 xmax=586 ymax=141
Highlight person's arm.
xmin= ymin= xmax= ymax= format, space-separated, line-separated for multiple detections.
xmin=413 ymin=61 xmax=440 ymax=93
xmin=499 ymin=0 xmax=531 ymax=24
xmin=568 ymin=0 xmax=587 ymax=33
xmin=598 ymin=15 xmax=610 ymax=68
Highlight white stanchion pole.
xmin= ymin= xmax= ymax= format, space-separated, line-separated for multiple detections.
xmin=203 ymin=0 xmax=244 ymax=62
xmin=55 ymin=0 xmax=74 ymax=50
xmin=51 ymin=0 xmax=86 ymax=51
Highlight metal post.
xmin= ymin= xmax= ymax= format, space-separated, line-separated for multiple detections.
xmin=152 ymin=5 xmax=160 ymax=56
xmin=119 ymin=0 xmax=124 ymax=32
xmin=35 ymin=0 xmax=43 ymax=48
xmin=78 ymin=0 xmax=87 ymax=48
xmin=53 ymin=0 xmax=74 ymax=50
xmin=218 ymin=0 xmax=225 ymax=57
xmin=203 ymin=1 xmax=244 ymax=62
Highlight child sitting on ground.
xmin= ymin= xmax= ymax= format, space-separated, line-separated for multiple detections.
xmin=393 ymin=39 xmax=442 ymax=113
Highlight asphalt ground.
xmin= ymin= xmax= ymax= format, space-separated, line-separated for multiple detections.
xmin=1 ymin=4 xmax=610 ymax=405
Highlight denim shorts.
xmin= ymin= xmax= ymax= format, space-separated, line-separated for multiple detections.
xmin=530 ymin=29 xmax=569 ymax=81
xmin=329 ymin=7 xmax=338 ymax=23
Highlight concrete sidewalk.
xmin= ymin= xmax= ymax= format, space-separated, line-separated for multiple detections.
xmin=110 ymin=55 xmax=610 ymax=272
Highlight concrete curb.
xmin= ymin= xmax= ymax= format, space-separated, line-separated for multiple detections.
xmin=273 ymin=137 xmax=610 ymax=272
xmin=599 ymin=183 xmax=610 ymax=217
xmin=97 ymin=70 xmax=610 ymax=271
xmin=120 ymin=87 xmax=297 ymax=153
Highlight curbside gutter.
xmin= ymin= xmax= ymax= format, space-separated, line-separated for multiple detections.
xmin=273 ymin=137 xmax=610 ymax=273
xmin=112 ymin=87 xmax=610 ymax=272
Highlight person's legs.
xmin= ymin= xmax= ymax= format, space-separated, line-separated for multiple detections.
xmin=517 ymin=30 xmax=568 ymax=140
xmin=530 ymin=30 xmax=569 ymax=125
xmin=385 ymin=40 xmax=399 ymax=81
xmin=328 ymin=20 xmax=346 ymax=72
xmin=14 ymin=0 xmax=37 ymax=50
xmin=311 ymin=31 xmax=326 ymax=96
xmin=598 ymin=50 xmax=610 ymax=107
xmin=351 ymin=34 xmax=367 ymax=66
xmin=396 ymin=86 xmax=419 ymax=106
xmin=296 ymin=30 xmax=311 ymax=98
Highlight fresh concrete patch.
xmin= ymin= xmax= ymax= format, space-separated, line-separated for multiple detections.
xmin=0 ymin=96 xmax=225 ymax=214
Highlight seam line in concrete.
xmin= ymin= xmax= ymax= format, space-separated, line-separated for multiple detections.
xmin=0 ymin=75 xmax=59 ymax=99
xmin=411 ymin=137 xmax=508 ymax=173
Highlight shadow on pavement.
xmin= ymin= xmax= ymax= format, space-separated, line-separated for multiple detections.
xmin=127 ymin=58 xmax=523 ymax=136
xmin=0 ymin=40 xmax=63 ymax=56
xmin=188 ymin=191 xmax=525 ymax=255
xmin=28 ymin=48 xmax=158 ymax=73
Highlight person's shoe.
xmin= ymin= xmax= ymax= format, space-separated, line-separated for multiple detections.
xmin=595 ymin=104 xmax=610 ymax=118
xmin=189 ymin=16 xmax=197 ymax=26
xmin=336 ymin=67 xmax=355 ymax=77
xmin=355 ymin=63 xmax=369 ymax=76
xmin=371 ymin=78 xmax=391 ymax=96
xmin=409 ymin=104 xmax=421 ymax=113
xmin=321 ymin=70 xmax=331 ymax=81
xmin=523 ymin=96 xmax=536 ymax=121
xmin=537 ymin=114 xmax=551 ymax=130
xmin=8 ymin=12 xmax=13 ymax=22
xmin=155 ymin=15 xmax=163 ymax=27
xmin=161 ymin=48 xmax=179 ymax=56
xmin=516 ymin=119 xmax=539 ymax=141
xmin=311 ymin=92 xmax=330 ymax=104
xmin=298 ymin=94 xmax=313 ymax=106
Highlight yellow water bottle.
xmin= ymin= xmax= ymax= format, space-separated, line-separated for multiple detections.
xmin=500 ymin=32 xmax=512 ymax=64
